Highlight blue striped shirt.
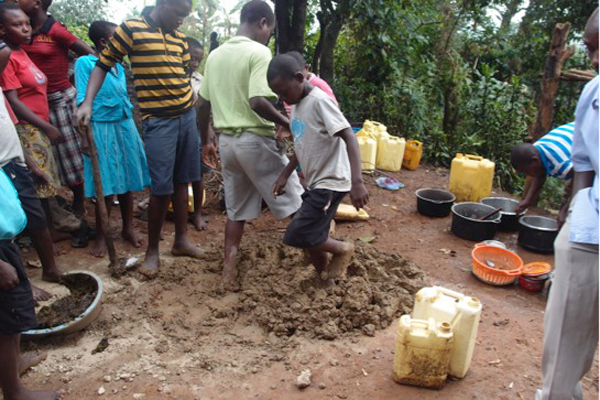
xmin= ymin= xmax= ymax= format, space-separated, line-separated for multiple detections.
xmin=533 ymin=122 xmax=574 ymax=179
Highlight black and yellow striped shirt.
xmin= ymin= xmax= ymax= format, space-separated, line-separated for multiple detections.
xmin=96 ymin=9 xmax=193 ymax=119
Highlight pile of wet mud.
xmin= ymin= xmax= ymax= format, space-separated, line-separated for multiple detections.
xmin=36 ymin=274 xmax=97 ymax=329
xmin=233 ymin=240 xmax=427 ymax=340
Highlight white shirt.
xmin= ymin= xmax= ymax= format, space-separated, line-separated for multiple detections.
xmin=290 ymin=87 xmax=351 ymax=192
xmin=0 ymin=90 xmax=25 ymax=168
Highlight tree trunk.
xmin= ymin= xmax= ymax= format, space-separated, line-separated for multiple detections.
xmin=499 ymin=0 xmax=523 ymax=33
xmin=314 ymin=0 xmax=351 ymax=82
xmin=274 ymin=0 xmax=308 ymax=53
xmin=529 ymin=22 xmax=574 ymax=141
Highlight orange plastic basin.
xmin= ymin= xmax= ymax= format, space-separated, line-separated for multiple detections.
xmin=471 ymin=245 xmax=524 ymax=286
xmin=522 ymin=262 xmax=552 ymax=277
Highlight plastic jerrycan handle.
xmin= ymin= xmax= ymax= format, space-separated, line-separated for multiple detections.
xmin=465 ymin=154 xmax=483 ymax=161
xmin=410 ymin=318 xmax=432 ymax=334
xmin=412 ymin=140 xmax=423 ymax=149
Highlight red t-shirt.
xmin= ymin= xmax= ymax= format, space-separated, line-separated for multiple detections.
xmin=21 ymin=17 xmax=78 ymax=94
xmin=0 ymin=48 xmax=49 ymax=123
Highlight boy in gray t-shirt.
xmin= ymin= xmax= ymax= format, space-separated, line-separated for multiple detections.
xmin=268 ymin=54 xmax=369 ymax=281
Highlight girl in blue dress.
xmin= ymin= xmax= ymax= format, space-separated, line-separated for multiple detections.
xmin=75 ymin=21 xmax=150 ymax=258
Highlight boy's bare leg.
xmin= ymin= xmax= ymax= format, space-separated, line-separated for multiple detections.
xmin=0 ymin=334 xmax=61 ymax=400
xmin=32 ymin=200 xmax=64 ymax=283
xmin=191 ymin=180 xmax=207 ymax=231
xmin=39 ymin=200 xmax=69 ymax=255
xmin=118 ymin=193 xmax=143 ymax=248
xmin=140 ymin=194 xmax=170 ymax=276
xmin=90 ymin=198 xmax=112 ymax=258
xmin=308 ymin=238 xmax=355 ymax=280
xmin=223 ymin=219 xmax=245 ymax=290
xmin=306 ymin=249 xmax=328 ymax=275
xmin=70 ymin=183 xmax=85 ymax=218
xmin=171 ymin=183 xmax=204 ymax=258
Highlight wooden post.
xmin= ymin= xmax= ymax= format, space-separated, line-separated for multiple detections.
xmin=529 ymin=22 xmax=575 ymax=142
xmin=81 ymin=125 xmax=117 ymax=267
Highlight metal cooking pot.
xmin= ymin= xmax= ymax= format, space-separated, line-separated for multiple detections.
xmin=518 ymin=216 xmax=559 ymax=253
xmin=451 ymin=202 xmax=501 ymax=241
xmin=416 ymin=188 xmax=456 ymax=217
xmin=480 ymin=197 xmax=524 ymax=231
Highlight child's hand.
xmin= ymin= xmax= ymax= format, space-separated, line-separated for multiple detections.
xmin=31 ymin=167 xmax=51 ymax=185
xmin=202 ymin=143 xmax=219 ymax=169
xmin=0 ymin=260 xmax=19 ymax=291
xmin=45 ymin=125 xmax=65 ymax=144
xmin=516 ymin=200 xmax=528 ymax=214
xmin=76 ymin=103 xmax=92 ymax=127
xmin=350 ymin=181 xmax=369 ymax=210
xmin=272 ymin=175 xmax=288 ymax=198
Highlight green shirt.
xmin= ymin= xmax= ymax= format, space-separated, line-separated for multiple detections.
xmin=200 ymin=36 xmax=276 ymax=137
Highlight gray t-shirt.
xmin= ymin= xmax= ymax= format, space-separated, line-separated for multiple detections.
xmin=290 ymin=87 xmax=351 ymax=191
xmin=0 ymin=90 xmax=24 ymax=168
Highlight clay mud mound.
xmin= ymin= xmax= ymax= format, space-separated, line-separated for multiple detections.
xmin=233 ymin=238 xmax=428 ymax=340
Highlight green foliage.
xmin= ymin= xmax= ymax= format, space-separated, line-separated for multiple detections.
xmin=49 ymin=0 xmax=108 ymax=27
xmin=328 ymin=0 xmax=591 ymax=206
xmin=68 ymin=25 xmax=93 ymax=47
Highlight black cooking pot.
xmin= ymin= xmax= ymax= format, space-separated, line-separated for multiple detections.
xmin=416 ymin=188 xmax=456 ymax=217
xmin=480 ymin=197 xmax=524 ymax=232
xmin=518 ymin=216 xmax=559 ymax=253
xmin=451 ymin=202 xmax=501 ymax=241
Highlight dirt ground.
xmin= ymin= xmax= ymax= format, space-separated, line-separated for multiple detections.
xmin=19 ymin=165 xmax=599 ymax=400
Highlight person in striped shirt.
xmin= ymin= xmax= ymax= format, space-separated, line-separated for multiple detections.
xmin=511 ymin=122 xmax=574 ymax=223
xmin=76 ymin=0 xmax=204 ymax=277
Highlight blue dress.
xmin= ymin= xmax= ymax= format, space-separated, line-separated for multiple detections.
xmin=75 ymin=55 xmax=150 ymax=198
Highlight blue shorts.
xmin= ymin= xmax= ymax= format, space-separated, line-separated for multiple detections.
xmin=142 ymin=108 xmax=202 ymax=196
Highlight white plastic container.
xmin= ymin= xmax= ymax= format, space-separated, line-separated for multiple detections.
xmin=412 ymin=286 xmax=482 ymax=378
xmin=393 ymin=315 xmax=454 ymax=389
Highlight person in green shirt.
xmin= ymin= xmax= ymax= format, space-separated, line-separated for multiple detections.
xmin=199 ymin=0 xmax=303 ymax=291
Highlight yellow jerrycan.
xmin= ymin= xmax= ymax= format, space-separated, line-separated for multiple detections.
xmin=403 ymin=140 xmax=423 ymax=171
xmin=376 ymin=136 xmax=406 ymax=172
xmin=393 ymin=315 xmax=454 ymax=389
xmin=449 ymin=153 xmax=495 ymax=202
xmin=412 ymin=286 xmax=482 ymax=378
xmin=356 ymin=129 xmax=377 ymax=172
xmin=168 ymin=184 xmax=206 ymax=213
xmin=363 ymin=120 xmax=388 ymax=144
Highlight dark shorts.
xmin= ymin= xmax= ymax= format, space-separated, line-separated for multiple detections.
xmin=142 ymin=108 xmax=202 ymax=196
xmin=0 ymin=242 xmax=36 ymax=335
xmin=2 ymin=160 xmax=48 ymax=230
xmin=283 ymin=189 xmax=347 ymax=248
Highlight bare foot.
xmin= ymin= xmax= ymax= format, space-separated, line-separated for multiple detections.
xmin=41 ymin=267 xmax=63 ymax=283
xmin=171 ymin=241 xmax=205 ymax=259
xmin=321 ymin=242 xmax=355 ymax=280
xmin=19 ymin=351 xmax=48 ymax=376
xmin=9 ymin=387 xmax=62 ymax=400
xmin=31 ymin=284 xmax=52 ymax=302
xmin=121 ymin=229 xmax=143 ymax=248
xmin=90 ymin=238 xmax=107 ymax=258
xmin=221 ymin=259 xmax=240 ymax=292
xmin=191 ymin=213 xmax=208 ymax=231
xmin=139 ymin=248 xmax=160 ymax=278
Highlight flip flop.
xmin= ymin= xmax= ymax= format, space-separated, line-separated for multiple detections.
xmin=375 ymin=177 xmax=404 ymax=191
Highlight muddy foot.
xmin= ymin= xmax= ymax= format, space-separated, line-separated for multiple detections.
xmin=31 ymin=284 xmax=52 ymax=302
xmin=9 ymin=388 xmax=62 ymax=400
xmin=221 ymin=248 xmax=240 ymax=292
xmin=19 ymin=352 xmax=47 ymax=376
xmin=41 ymin=267 xmax=63 ymax=283
xmin=321 ymin=242 xmax=355 ymax=280
xmin=191 ymin=213 xmax=208 ymax=231
xmin=139 ymin=249 xmax=160 ymax=278
xmin=90 ymin=238 xmax=107 ymax=258
xmin=171 ymin=242 xmax=205 ymax=259
xmin=121 ymin=229 xmax=143 ymax=248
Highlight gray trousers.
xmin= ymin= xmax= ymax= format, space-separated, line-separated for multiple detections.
xmin=536 ymin=206 xmax=599 ymax=399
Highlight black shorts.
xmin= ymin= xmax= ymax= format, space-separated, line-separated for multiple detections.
xmin=2 ymin=160 xmax=48 ymax=230
xmin=283 ymin=189 xmax=347 ymax=248
xmin=0 ymin=242 xmax=36 ymax=335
